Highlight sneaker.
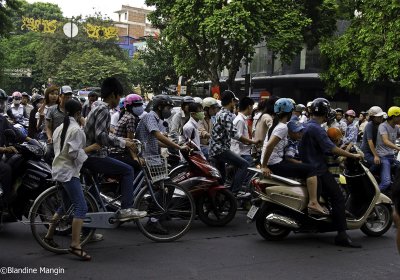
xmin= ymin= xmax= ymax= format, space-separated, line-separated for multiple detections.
xmin=145 ymin=220 xmax=169 ymax=235
xmin=235 ymin=191 xmax=251 ymax=199
xmin=117 ymin=208 xmax=147 ymax=221
xmin=88 ymin=233 xmax=104 ymax=243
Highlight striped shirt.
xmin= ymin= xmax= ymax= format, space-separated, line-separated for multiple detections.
xmin=84 ymin=101 xmax=126 ymax=158
xmin=209 ymin=107 xmax=240 ymax=158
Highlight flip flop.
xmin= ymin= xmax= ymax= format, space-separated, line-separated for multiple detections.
xmin=68 ymin=246 xmax=91 ymax=261
xmin=307 ymin=206 xmax=329 ymax=216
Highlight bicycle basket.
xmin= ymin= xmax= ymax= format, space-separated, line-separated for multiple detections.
xmin=144 ymin=155 xmax=168 ymax=183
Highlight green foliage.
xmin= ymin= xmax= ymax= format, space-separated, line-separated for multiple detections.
xmin=0 ymin=2 xmax=134 ymax=93
xmin=0 ymin=0 xmax=22 ymax=37
xmin=131 ymin=36 xmax=178 ymax=94
xmin=55 ymin=48 xmax=130 ymax=90
xmin=320 ymin=0 xmax=400 ymax=94
xmin=146 ymin=0 xmax=337 ymax=88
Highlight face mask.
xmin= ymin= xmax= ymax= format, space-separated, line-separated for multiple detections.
xmin=132 ymin=106 xmax=144 ymax=116
xmin=161 ymin=108 xmax=172 ymax=120
xmin=13 ymin=100 xmax=21 ymax=105
xmin=194 ymin=112 xmax=205 ymax=121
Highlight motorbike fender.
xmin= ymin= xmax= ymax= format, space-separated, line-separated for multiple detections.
xmin=169 ymin=164 xmax=188 ymax=176
xmin=207 ymin=185 xmax=228 ymax=196
xmin=376 ymin=193 xmax=392 ymax=205
xmin=179 ymin=177 xmax=216 ymax=190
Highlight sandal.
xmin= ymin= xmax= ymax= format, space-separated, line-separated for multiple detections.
xmin=307 ymin=206 xmax=329 ymax=216
xmin=43 ymin=237 xmax=60 ymax=248
xmin=68 ymin=246 xmax=92 ymax=261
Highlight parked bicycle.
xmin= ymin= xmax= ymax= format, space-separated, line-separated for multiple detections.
xmin=29 ymin=140 xmax=196 ymax=254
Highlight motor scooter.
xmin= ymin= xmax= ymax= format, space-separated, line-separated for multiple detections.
xmin=1 ymin=129 xmax=53 ymax=223
xmin=247 ymin=155 xmax=393 ymax=241
xmin=169 ymin=141 xmax=237 ymax=226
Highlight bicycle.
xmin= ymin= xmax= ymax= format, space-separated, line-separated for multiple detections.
xmin=29 ymin=141 xmax=196 ymax=254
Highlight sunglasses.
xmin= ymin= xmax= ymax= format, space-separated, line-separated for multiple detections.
xmin=14 ymin=97 xmax=21 ymax=100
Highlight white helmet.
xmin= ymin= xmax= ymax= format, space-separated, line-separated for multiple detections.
xmin=194 ymin=97 xmax=203 ymax=104
xmin=202 ymin=97 xmax=218 ymax=108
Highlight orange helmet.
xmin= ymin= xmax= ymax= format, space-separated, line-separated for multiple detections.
xmin=327 ymin=127 xmax=343 ymax=141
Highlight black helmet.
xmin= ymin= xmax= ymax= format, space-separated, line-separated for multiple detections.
xmin=31 ymin=94 xmax=44 ymax=105
xmin=310 ymin=98 xmax=331 ymax=116
xmin=153 ymin=94 xmax=174 ymax=110
xmin=335 ymin=108 xmax=344 ymax=114
xmin=327 ymin=108 xmax=337 ymax=122
xmin=182 ymin=96 xmax=195 ymax=104
xmin=0 ymin=89 xmax=7 ymax=100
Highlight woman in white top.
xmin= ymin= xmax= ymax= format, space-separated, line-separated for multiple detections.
xmin=43 ymin=99 xmax=99 ymax=261
xmin=261 ymin=98 xmax=328 ymax=216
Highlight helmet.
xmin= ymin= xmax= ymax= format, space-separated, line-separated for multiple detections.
xmin=388 ymin=106 xmax=400 ymax=117
xmin=307 ymin=101 xmax=313 ymax=108
xmin=327 ymin=127 xmax=343 ymax=141
xmin=119 ymin=98 xmax=126 ymax=109
xmin=202 ymin=97 xmax=218 ymax=108
xmin=193 ymin=97 xmax=203 ymax=104
xmin=335 ymin=108 xmax=344 ymax=114
xmin=327 ymin=108 xmax=337 ymax=122
xmin=345 ymin=109 xmax=356 ymax=117
xmin=368 ymin=106 xmax=385 ymax=117
xmin=152 ymin=94 xmax=174 ymax=110
xmin=124 ymin=94 xmax=143 ymax=107
xmin=12 ymin=91 xmax=22 ymax=98
xmin=31 ymin=94 xmax=44 ymax=105
xmin=288 ymin=98 xmax=296 ymax=105
xmin=310 ymin=98 xmax=331 ymax=116
xmin=182 ymin=96 xmax=195 ymax=104
xmin=0 ymin=89 xmax=7 ymax=100
xmin=274 ymin=98 xmax=295 ymax=114
xmin=294 ymin=104 xmax=305 ymax=112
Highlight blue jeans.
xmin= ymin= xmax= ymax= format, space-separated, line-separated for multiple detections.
xmin=379 ymin=155 xmax=400 ymax=191
xmin=84 ymin=156 xmax=134 ymax=209
xmin=61 ymin=177 xmax=88 ymax=219
xmin=211 ymin=150 xmax=250 ymax=193
xmin=363 ymin=152 xmax=379 ymax=173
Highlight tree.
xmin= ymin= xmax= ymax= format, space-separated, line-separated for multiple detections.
xmin=54 ymin=48 xmax=131 ymax=91
xmin=320 ymin=0 xmax=400 ymax=94
xmin=146 ymin=0 xmax=338 ymax=89
xmin=130 ymin=36 xmax=179 ymax=94
xmin=0 ymin=0 xmax=21 ymax=37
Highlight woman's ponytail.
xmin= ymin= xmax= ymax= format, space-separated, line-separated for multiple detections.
xmin=59 ymin=99 xmax=82 ymax=150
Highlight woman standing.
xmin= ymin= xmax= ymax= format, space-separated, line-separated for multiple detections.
xmin=43 ymin=99 xmax=100 ymax=261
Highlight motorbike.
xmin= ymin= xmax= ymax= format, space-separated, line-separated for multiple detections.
xmin=0 ymin=129 xmax=53 ymax=223
xmin=246 ymin=154 xmax=393 ymax=241
xmin=169 ymin=141 xmax=237 ymax=226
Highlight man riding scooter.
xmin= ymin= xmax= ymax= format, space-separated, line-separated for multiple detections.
xmin=299 ymin=98 xmax=363 ymax=248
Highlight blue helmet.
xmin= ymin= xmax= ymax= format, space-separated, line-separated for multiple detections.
xmin=274 ymin=98 xmax=295 ymax=114
xmin=119 ymin=97 xmax=126 ymax=109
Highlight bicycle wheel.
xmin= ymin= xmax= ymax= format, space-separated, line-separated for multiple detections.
xmin=29 ymin=186 xmax=99 ymax=254
xmin=133 ymin=181 xmax=195 ymax=242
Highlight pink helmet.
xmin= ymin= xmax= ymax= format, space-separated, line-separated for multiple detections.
xmin=124 ymin=93 xmax=143 ymax=107
xmin=345 ymin=109 xmax=356 ymax=117
xmin=12 ymin=91 xmax=22 ymax=98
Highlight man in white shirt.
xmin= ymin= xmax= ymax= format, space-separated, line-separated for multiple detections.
xmin=183 ymin=102 xmax=204 ymax=150
xmin=231 ymin=97 xmax=255 ymax=194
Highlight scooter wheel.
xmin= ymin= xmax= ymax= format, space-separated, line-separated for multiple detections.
xmin=360 ymin=204 xmax=393 ymax=237
xmin=197 ymin=189 xmax=237 ymax=227
xmin=255 ymin=205 xmax=291 ymax=241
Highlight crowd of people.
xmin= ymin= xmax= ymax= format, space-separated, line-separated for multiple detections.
xmin=1 ymin=80 xmax=400 ymax=258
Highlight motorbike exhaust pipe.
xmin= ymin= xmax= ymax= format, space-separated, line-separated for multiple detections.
xmin=266 ymin=213 xmax=300 ymax=229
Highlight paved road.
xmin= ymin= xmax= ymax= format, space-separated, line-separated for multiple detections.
xmin=0 ymin=211 xmax=399 ymax=280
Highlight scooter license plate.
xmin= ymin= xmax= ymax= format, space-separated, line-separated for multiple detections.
xmin=247 ymin=205 xmax=259 ymax=219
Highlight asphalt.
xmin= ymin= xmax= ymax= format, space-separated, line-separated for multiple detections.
xmin=0 ymin=211 xmax=399 ymax=280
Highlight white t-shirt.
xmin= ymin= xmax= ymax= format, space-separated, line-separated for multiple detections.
xmin=261 ymin=122 xmax=288 ymax=166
